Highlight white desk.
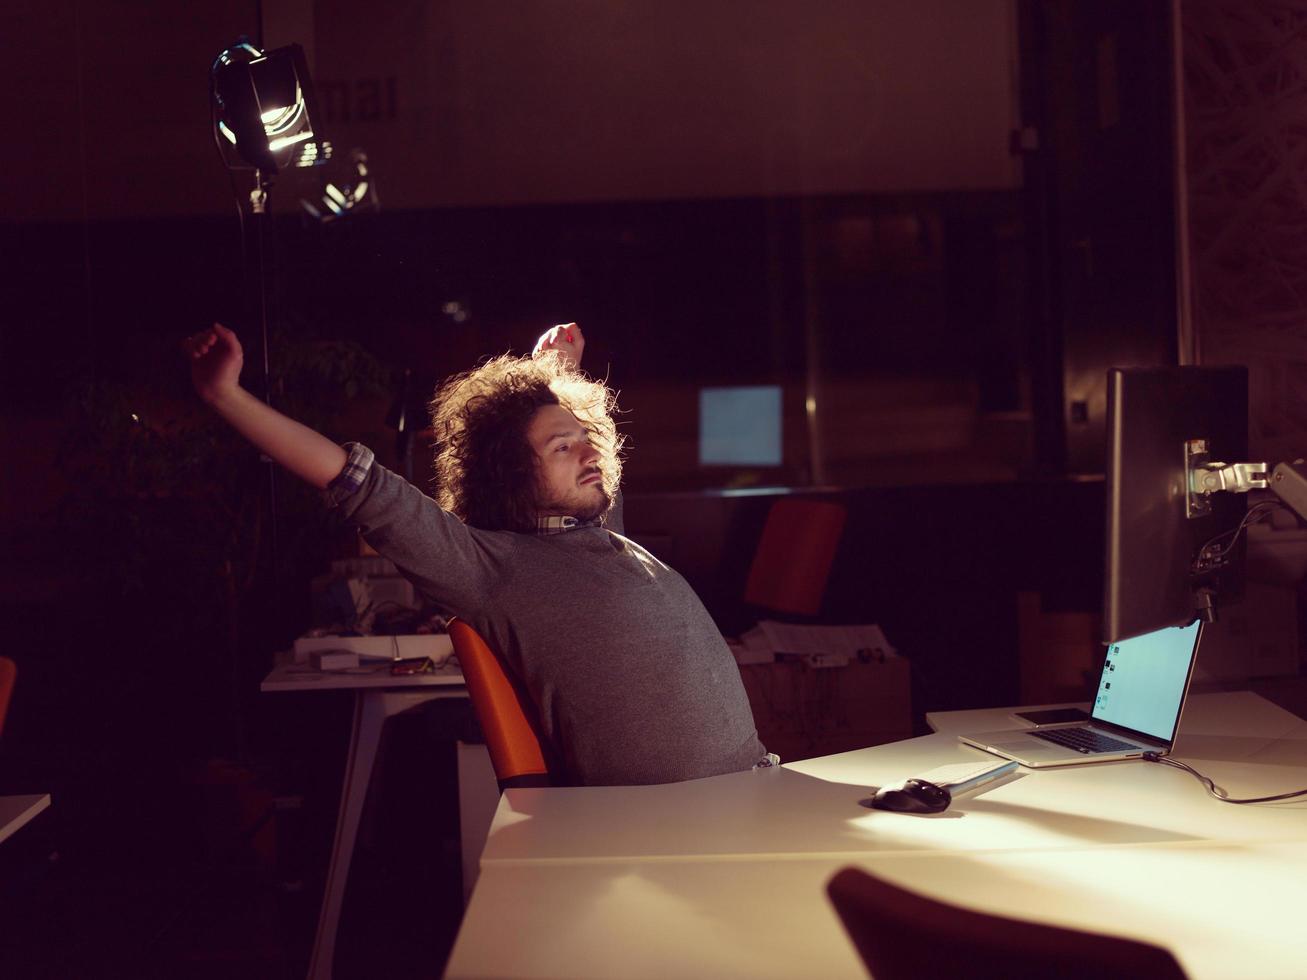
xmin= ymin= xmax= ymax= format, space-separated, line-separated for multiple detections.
xmin=261 ymin=654 xmax=496 ymax=980
xmin=447 ymin=692 xmax=1307 ymax=979
xmin=0 ymin=793 xmax=50 ymax=846
xmin=454 ymin=841 xmax=1307 ymax=979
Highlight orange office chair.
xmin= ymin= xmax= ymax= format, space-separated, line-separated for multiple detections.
xmin=448 ymin=619 xmax=557 ymax=791
xmin=744 ymin=498 xmax=847 ymax=617
xmin=0 ymin=657 xmax=15 ymax=738
xmin=826 ymin=867 xmax=1187 ymax=980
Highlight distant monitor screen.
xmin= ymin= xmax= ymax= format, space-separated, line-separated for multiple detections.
xmin=1091 ymin=619 xmax=1201 ymax=742
xmin=699 ymin=386 xmax=782 ymax=466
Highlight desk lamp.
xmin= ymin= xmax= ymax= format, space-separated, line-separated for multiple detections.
xmin=211 ymin=41 xmax=324 ymax=178
xmin=209 ymin=37 xmax=329 ymax=414
xmin=208 ymin=37 xmax=329 ymax=757
xmin=300 ymin=148 xmax=380 ymax=223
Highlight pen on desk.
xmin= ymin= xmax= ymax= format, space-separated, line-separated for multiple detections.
xmin=939 ymin=759 xmax=1018 ymax=795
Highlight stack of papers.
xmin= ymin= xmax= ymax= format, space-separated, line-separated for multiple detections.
xmin=292 ymin=632 xmax=454 ymax=664
xmin=731 ymin=620 xmax=897 ymax=667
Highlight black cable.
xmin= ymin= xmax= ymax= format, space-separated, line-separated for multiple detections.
xmin=1142 ymin=752 xmax=1307 ymax=804
xmin=1196 ymin=500 xmax=1284 ymax=565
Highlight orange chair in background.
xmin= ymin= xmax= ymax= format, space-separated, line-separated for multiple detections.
xmin=744 ymin=498 xmax=847 ymax=617
xmin=0 ymin=657 xmax=15 ymax=738
xmin=826 ymin=866 xmax=1188 ymax=980
xmin=448 ymin=619 xmax=557 ymax=791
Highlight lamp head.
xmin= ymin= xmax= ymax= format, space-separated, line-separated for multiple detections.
xmin=211 ymin=41 xmax=323 ymax=176
xmin=300 ymin=148 xmax=379 ymax=222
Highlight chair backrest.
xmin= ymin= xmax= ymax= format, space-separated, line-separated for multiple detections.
xmin=448 ymin=619 xmax=556 ymax=791
xmin=744 ymin=498 xmax=847 ymax=616
xmin=826 ymin=866 xmax=1188 ymax=980
xmin=0 ymin=657 xmax=15 ymax=738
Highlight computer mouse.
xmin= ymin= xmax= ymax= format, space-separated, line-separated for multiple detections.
xmin=868 ymin=778 xmax=952 ymax=814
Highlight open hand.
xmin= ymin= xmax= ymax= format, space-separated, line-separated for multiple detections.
xmin=183 ymin=322 xmax=244 ymax=404
xmin=532 ymin=322 xmax=584 ymax=370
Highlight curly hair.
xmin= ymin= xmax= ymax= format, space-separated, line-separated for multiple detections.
xmin=428 ymin=350 xmax=624 ymax=532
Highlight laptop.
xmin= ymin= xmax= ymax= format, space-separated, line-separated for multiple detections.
xmin=958 ymin=618 xmax=1203 ymax=768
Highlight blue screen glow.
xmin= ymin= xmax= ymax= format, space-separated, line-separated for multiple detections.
xmin=699 ymin=386 xmax=782 ymax=466
xmin=1092 ymin=619 xmax=1201 ymax=741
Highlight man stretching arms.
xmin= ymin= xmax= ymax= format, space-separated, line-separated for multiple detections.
xmin=184 ymin=322 xmax=771 ymax=785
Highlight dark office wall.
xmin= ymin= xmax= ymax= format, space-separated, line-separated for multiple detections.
xmin=4 ymin=0 xmax=1018 ymax=222
xmin=1182 ymin=0 xmax=1307 ymax=467
xmin=1020 ymin=0 xmax=1181 ymax=475
xmin=4 ymin=0 xmax=261 ymax=222
xmin=626 ymin=476 xmax=1106 ymax=712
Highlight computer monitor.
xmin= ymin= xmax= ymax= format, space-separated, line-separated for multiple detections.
xmin=1103 ymin=365 xmax=1249 ymax=644
xmin=698 ymin=385 xmax=783 ymax=467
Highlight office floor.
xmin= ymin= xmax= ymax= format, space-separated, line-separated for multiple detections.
xmin=0 ymin=702 xmax=467 ymax=979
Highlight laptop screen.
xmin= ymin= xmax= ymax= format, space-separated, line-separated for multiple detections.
xmin=1090 ymin=619 xmax=1202 ymax=741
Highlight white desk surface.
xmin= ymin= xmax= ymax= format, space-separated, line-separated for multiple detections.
xmin=480 ymin=693 xmax=1307 ymax=867
xmin=0 ymin=793 xmax=51 ymax=846
xmin=260 ymin=659 xmax=465 ymax=693
xmin=451 ymin=840 xmax=1307 ymax=980
xmin=923 ymin=689 xmax=1307 ymax=741
xmin=450 ymin=691 xmax=1307 ymax=980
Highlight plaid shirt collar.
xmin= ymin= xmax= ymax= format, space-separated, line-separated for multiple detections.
xmin=534 ymin=514 xmax=605 ymax=535
xmin=332 ymin=445 xmax=608 ymax=537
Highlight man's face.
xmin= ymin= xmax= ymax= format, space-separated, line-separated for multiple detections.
xmin=527 ymin=403 xmax=609 ymax=520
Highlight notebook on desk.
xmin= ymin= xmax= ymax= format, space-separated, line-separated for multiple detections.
xmin=958 ymin=619 xmax=1203 ymax=768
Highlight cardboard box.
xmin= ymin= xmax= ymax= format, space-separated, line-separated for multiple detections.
xmin=738 ymin=653 xmax=911 ymax=761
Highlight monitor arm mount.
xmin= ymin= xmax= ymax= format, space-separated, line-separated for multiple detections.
xmin=1183 ymin=443 xmax=1307 ymax=623
xmin=1186 ymin=441 xmax=1307 ymax=522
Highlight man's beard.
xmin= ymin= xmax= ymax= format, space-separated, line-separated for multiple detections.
xmin=573 ymin=487 xmax=611 ymax=521
xmin=539 ymin=483 xmax=611 ymax=521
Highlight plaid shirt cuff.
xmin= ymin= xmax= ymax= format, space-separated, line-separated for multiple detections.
xmin=328 ymin=442 xmax=375 ymax=495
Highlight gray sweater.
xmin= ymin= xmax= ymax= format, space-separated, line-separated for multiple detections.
xmin=325 ymin=446 xmax=767 ymax=785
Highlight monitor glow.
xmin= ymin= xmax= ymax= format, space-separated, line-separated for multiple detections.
xmin=699 ymin=386 xmax=782 ymax=466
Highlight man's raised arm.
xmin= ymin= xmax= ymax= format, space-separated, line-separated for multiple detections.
xmin=184 ymin=323 xmax=347 ymax=490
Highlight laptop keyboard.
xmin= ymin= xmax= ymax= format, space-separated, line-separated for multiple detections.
xmin=1030 ymin=727 xmax=1140 ymax=754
